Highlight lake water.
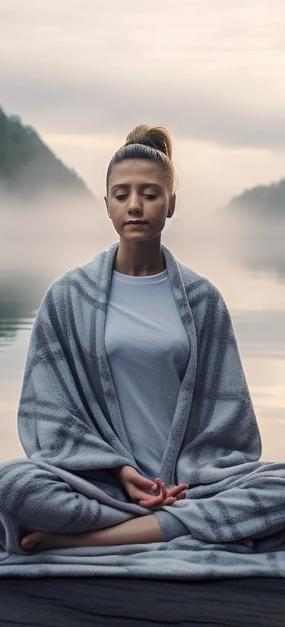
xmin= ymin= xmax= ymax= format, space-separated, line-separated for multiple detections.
xmin=0 ymin=194 xmax=284 ymax=463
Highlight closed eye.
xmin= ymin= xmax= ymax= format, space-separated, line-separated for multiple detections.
xmin=115 ymin=194 xmax=156 ymax=201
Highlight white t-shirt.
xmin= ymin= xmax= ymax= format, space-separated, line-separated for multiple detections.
xmin=105 ymin=267 xmax=190 ymax=480
xmin=105 ymin=266 xmax=190 ymax=542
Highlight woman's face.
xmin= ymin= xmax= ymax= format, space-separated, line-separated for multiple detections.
xmin=104 ymin=159 xmax=175 ymax=241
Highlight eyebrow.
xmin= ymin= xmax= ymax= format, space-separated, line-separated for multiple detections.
xmin=110 ymin=183 xmax=162 ymax=192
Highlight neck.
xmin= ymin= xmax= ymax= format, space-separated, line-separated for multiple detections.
xmin=113 ymin=238 xmax=166 ymax=277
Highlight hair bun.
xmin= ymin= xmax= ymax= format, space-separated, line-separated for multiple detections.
xmin=106 ymin=123 xmax=178 ymax=195
xmin=124 ymin=124 xmax=172 ymax=161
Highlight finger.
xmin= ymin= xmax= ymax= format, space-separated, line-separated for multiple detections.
xmin=176 ymin=491 xmax=187 ymax=500
xmin=159 ymin=490 xmax=187 ymax=506
xmin=150 ymin=479 xmax=160 ymax=495
xmin=167 ymin=484 xmax=189 ymax=498
xmin=156 ymin=479 xmax=167 ymax=500
xmin=159 ymin=496 xmax=176 ymax=505
xmin=179 ymin=482 xmax=190 ymax=490
xmin=130 ymin=486 xmax=160 ymax=501
xmin=124 ymin=475 xmax=154 ymax=493
xmin=151 ymin=483 xmax=160 ymax=493
xmin=138 ymin=496 xmax=164 ymax=508
xmin=136 ymin=476 xmax=158 ymax=490
xmin=139 ymin=478 xmax=180 ymax=508
xmin=150 ymin=478 xmax=165 ymax=496
xmin=155 ymin=481 xmax=188 ymax=501
xmin=128 ymin=477 xmax=159 ymax=501
xmin=139 ymin=492 xmax=184 ymax=508
xmin=138 ymin=482 xmax=168 ymax=508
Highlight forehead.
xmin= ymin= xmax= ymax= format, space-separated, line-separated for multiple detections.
xmin=109 ymin=159 xmax=167 ymax=188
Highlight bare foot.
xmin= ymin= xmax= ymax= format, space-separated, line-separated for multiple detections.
xmin=20 ymin=530 xmax=97 ymax=552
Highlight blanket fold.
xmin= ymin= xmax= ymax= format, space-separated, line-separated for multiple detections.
xmin=0 ymin=239 xmax=285 ymax=579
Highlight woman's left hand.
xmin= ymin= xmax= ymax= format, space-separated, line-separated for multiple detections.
xmin=115 ymin=466 xmax=189 ymax=508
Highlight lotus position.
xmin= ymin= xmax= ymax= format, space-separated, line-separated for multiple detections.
xmin=2 ymin=125 xmax=259 ymax=552
xmin=20 ymin=472 xmax=254 ymax=551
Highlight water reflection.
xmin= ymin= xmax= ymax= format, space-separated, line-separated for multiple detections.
xmin=0 ymin=273 xmax=45 ymax=345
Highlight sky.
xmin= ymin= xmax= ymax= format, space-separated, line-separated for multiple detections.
xmin=1 ymin=0 xmax=285 ymax=215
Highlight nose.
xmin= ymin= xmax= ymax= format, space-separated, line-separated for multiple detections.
xmin=127 ymin=190 xmax=143 ymax=213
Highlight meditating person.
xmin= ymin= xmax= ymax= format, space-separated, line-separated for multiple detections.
xmin=0 ymin=124 xmax=284 ymax=569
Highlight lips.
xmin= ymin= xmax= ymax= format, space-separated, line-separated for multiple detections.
xmin=125 ymin=220 xmax=147 ymax=225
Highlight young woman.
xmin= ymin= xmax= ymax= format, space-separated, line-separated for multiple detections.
xmin=0 ymin=124 xmax=272 ymax=552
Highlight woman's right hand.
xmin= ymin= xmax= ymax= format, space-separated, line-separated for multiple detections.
xmin=113 ymin=465 xmax=189 ymax=508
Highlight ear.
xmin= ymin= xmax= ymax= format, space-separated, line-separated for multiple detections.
xmin=104 ymin=196 xmax=110 ymax=216
xmin=167 ymin=193 xmax=176 ymax=218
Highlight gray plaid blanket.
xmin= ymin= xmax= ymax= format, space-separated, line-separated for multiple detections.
xmin=0 ymin=240 xmax=284 ymax=578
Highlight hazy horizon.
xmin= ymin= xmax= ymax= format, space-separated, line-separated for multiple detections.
xmin=1 ymin=0 xmax=285 ymax=215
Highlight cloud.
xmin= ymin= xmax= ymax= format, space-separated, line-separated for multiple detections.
xmin=1 ymin=71 xmax=285 ymax=151
xmin=1 ymin=0 xmax=285 ymax=150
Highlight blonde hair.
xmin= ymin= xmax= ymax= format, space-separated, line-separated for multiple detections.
xmin=106 ymin=124 xmax=178 ymax=195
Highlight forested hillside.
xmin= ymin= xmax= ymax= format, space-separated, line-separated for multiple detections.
xmin=0 ymin=106 xmax=93 ymax=201
xmin=229 ymin=178 xmax=285 ymax=215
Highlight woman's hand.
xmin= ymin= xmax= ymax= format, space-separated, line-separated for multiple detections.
xmin=114 ymin=465 xmax=189 ymax=508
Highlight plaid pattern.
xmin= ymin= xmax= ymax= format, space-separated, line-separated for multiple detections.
xmin=0 ymin=240 xmax=284 ymax=578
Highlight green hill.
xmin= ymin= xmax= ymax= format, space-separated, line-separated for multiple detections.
xmin=229 ymin=177 xmax=285 ymax=216
xmin=0 ymin=105 xmax=94 ymax=201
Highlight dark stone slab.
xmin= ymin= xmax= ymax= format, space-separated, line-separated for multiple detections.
xmin=0 ymin=576 xmax=284 ymax=626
